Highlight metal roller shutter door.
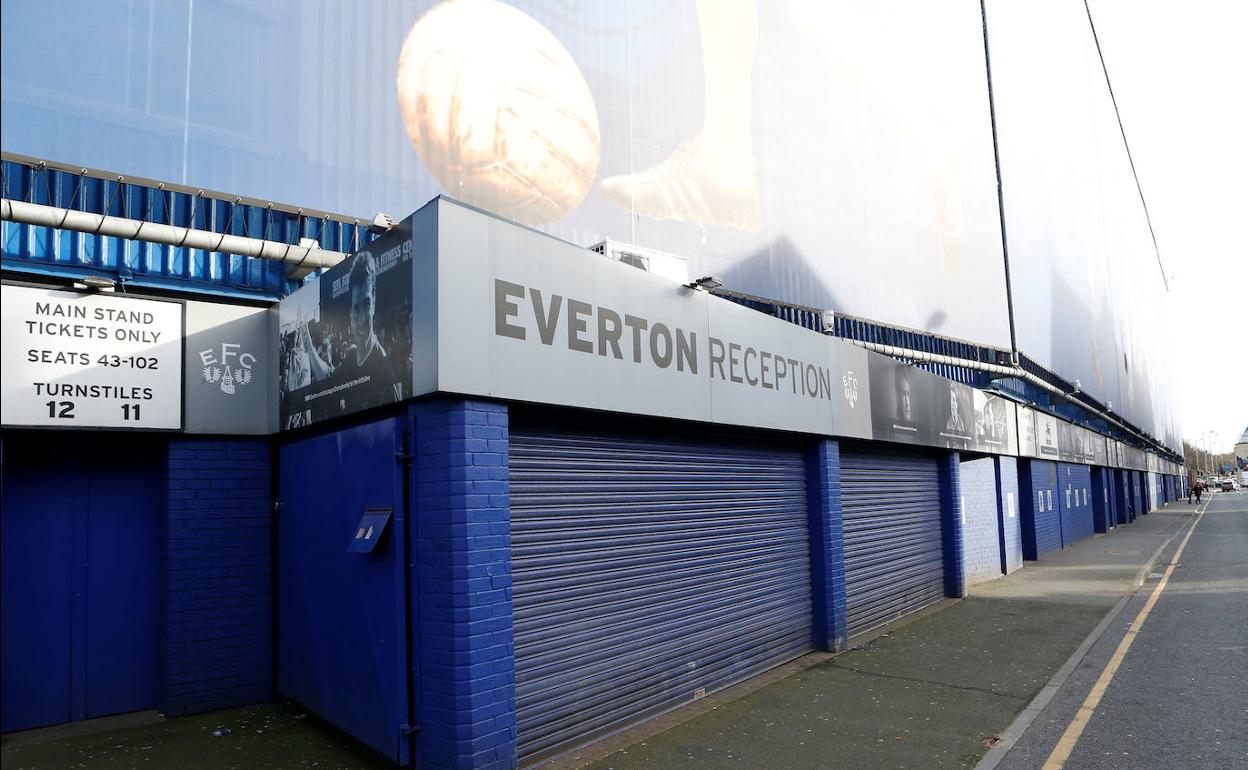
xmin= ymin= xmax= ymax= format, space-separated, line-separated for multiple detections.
xmin=841 ymin=446 xmax=945 ymax=639
xmin=510 ymin=423 xmax=813 ymax=762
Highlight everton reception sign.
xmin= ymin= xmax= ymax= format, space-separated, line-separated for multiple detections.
xmin=1 ymin=285 xmax=183 ymax=429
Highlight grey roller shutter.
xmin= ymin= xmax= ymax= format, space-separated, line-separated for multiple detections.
xmin=840 ymin=446 xmax=945 ymax=639
xmin=510 ymin=420 xmax=812 ymax=762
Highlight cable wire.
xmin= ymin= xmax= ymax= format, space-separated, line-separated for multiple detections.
xmin=1083 ymin=0 xmax=1169 ymax=291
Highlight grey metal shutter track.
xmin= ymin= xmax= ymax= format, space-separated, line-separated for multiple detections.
xmin=840 ymin=446 xmax=945 ymax=639
xmin=510 ymin=424 xmax=813 ymax=762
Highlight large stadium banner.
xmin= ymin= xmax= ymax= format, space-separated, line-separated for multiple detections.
xmin=0 ymin=0 xmax=1180 ymax=451
xmin=1 ymin=0 xmax=1012 ymax=352
xmin=986 ymin=2 xmax=1180 ymax=451
xmin=278 ymin=222 xmax=414 ymax=429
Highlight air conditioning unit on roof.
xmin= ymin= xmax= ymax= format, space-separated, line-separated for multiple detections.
xmin=589 ymin=240 xmax=689 ymax=285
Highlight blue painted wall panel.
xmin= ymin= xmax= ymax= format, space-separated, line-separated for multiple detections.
xmin=1058 ymin=464 xmax=1094 ymax=546
xmin=1 ymin=436 xmax=78 ymax=731
xmin=1 ymin=159 xmax=372 ymax=300
xmin=1 ymin=433 xmax=160 ymax=732
xmin=996 ymin=457 xmax=1023 ymax=573
xmin=1091 ymin=467 xmax=1112 ymax=534
xmin=1020 ymin=460 xmax=1061 ymax=560
xmin=278 ymin=416 xmax=411 ymax=765
xmin=85 ymin=442 xmax=161 ymax=719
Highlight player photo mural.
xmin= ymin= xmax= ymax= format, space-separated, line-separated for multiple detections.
xmin=938 ymin=380 xmax=974 ymax=450
xmin=868 ymin=355 xmax=934 ymax=446
xmin=278 ymin=224 xmax=414 ymax=429
xmin=972 ymin=390 xmax=1016 ymax=455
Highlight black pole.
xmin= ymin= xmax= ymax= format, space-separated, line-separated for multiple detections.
xmin=979 ymin=0 xmax=1019 ymax=359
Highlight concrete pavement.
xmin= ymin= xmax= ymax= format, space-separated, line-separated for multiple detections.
xmin=991 ymin=491 xmax=1247 ymax=770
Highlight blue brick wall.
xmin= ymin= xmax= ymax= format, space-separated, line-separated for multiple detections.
xmin=410 ymin=399 xmax=517 ymax=770
xmin=162 ymin=438 xmax=272 ymax=717
xmin=995 ymin=457 xmax=1023 ymax=573
xmin=958 ymin=457 xmax=1001 ymax=585
xmin=807 ymin=439 xmax=848 ymax=652
xmin=939 ymin=452 xmax=966 ymax=598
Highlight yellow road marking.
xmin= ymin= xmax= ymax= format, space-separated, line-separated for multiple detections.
xmin=1041 ymin=505 xmax=1208 ymax=770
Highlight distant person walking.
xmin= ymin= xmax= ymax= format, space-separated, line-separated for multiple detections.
xmin=1187 ymin=485 xmax=1195 ymax=504
xmin=1195 ymin=484 xmax=1203 ymax=504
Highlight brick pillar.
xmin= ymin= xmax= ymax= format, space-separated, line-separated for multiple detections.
xmin=162 ymin=438 xmax=273 ymax=716
xmin=410 ymin=399 xmax=516 ymax=770
xmin=1090 ymin=467 xmax=1111 ymax=533
xmin=994 ymin=456 xmax=1023 ymax=574
xmin=939 ymin=451 xmax=966 ymax=598
xmin=807 ymin=439 xmax=848 ymax=652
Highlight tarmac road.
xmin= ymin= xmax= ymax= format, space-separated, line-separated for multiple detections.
xmin=995 ymin=491 xmax=1248 ymax=770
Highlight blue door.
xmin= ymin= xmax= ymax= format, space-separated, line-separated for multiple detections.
xmin=277 ymin=416 xmax=413 ymax=765
xmin=2 ymin=433 xmax=160 ymax=732
xmin=841 ymin=446 xmax=945 ymax=637
xmin=1020 ymin=460 xmax=1060 ymax=559
xmin=510 ymin=418 xmax=812 ymax=761
xmin=1091 ymin=467 xmax=1112 ymax=533
xmin=1059 ymin=464 xmax=1094 ymax=546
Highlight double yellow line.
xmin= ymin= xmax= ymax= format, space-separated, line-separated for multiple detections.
xmin=1041 ymin=504 xmax=1208 ymax=769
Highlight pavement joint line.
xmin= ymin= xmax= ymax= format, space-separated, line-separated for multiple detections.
xmin=972 ymin=502 xmax=1203 ymax=770
xmin=832 ymin=664 xmax=1030 ymax=702
xmin=1040 ymin=502 xmax=1209 ymax=770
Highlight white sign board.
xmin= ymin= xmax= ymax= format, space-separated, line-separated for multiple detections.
xmin=1 ymin=285 xmax=183 ymax=429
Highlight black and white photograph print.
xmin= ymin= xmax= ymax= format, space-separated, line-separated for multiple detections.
xmin=279 ymin=228 xmax=414 ymax=429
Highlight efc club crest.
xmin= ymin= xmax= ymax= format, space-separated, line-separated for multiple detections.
xmin=842 ymin=370 xmax=859 ymax=408
xmin=198 ymin=343 xmax=257 ymax=396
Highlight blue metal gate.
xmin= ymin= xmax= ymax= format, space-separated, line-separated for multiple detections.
xmin=1091 ymin=467 xmax=1112 ymax=533
xmin=1059 ymin=464 xmax=1094 ymax=546
xmin=277 ymin=416 xmax=413 ymax=765
xmin=1123 ymin=464 xmax=1133 ymax=526
xmin=1021 ymin=460 xmax=1061 ymax=559
xmin=509 ymin=419 xmax=812 ymax=762
xmin=840 ymin=446 xmax=945 ymax=638
xmin=2 ymin=433 xmax=160 ymax=732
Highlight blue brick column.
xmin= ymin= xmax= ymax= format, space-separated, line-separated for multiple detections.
xmin=939 ymin=451 xmax=966 ymax=598
xmin=806 ymin=439 xmax=848 ymax=652
xmin=410 ymin=399 xmax=516 ymax=770
xmin=162 ymin=438 xmax=272 ymax=717
xmin=1090 ymin=467 xmax=1110 ymax=533
xmin=994 ymin=457 xmax=1023 ymax=573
